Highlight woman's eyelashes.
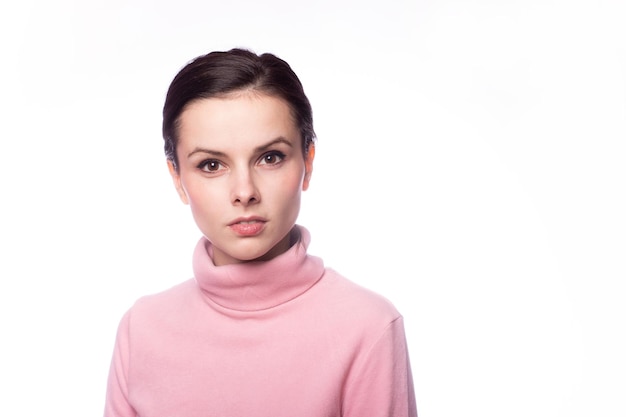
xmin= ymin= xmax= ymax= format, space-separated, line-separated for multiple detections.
xmin=196 ymin=150 xmax=287 ymax=174
xmin=258 ymin=150 xmax=286 ymax=166
xmin=197 ymin=159 xmax=224 ymax=173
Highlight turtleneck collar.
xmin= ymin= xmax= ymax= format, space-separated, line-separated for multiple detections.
xmin=192 ymin=226 xmax=325 ymax=311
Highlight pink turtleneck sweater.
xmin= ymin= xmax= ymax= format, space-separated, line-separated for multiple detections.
xmin=104 ymin=227 xmax=417 ymax=417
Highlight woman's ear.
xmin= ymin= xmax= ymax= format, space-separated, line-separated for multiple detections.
xmin=167 ymin=160 xmax=189 ymax=204
xmin=302 ymin=144 xmax=315 ymax=191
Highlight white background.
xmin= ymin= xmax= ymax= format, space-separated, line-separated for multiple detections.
xmin=1 ymin=1 xmax=624 ymax=416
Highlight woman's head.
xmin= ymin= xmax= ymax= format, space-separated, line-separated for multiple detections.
xmin=163 ymin=48 xmax=315 ymax=170
xmin=163 ymin=48 xmax=316 ymax=266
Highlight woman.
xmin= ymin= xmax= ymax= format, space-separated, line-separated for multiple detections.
xmin=104 ymin=48 xmax=417 ymax=417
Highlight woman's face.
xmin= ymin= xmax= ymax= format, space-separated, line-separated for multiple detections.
xmin=169 ymin=92 xmax=314 ymax=266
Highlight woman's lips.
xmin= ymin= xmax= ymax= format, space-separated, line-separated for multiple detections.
xmin=229 ymin=220 xmax=266 ymax=236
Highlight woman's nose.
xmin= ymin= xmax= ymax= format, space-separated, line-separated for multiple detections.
xmin=230 ymin=169 xmax=260 ymax=206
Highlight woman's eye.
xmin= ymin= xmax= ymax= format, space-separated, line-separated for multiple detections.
xmin=259 ymin=151 xmax=285 ymax=165
xmin=199 ymin=160 xmax=223 ymax=172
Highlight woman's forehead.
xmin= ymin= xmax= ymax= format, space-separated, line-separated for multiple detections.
xmin=177 ymin=94 xmax=300 ymax=152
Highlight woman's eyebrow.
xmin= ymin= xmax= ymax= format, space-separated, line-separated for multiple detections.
xmin=187 ymin=137 xmax=293 ymax=159
xmin=187 ymin=148 xmax=226 ymax=158
xmin=254 ymin=137 xmax=293 ymax=153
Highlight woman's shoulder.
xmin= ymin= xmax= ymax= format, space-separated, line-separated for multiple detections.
xmin=124 ymin=279 xmax=199 ymax=320
xmin=316 ymin=267 xmax=403 ymax=325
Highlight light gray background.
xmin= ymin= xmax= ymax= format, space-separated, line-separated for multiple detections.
xmin=1 ymin=1 xmax=624 ymax=416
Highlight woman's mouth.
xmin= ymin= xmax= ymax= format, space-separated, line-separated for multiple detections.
xmin=229 ymin=220 xmax=266 ymax=236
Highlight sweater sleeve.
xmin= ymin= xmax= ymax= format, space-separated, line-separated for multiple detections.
xmin=104 ymin=310 xmax=137 ymax=417
xmin=342 ymin=316 xmax=418 ymax=417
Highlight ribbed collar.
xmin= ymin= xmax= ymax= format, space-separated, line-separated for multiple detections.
xmin=192 ymin=226 xmax=325 ymax=311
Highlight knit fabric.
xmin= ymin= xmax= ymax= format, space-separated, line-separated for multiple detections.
xmin=104 ymin=227 xmax=417 ymax=417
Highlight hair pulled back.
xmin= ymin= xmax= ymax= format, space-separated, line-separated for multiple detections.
xmin=162 ymin=48 xmax=316 ymax=169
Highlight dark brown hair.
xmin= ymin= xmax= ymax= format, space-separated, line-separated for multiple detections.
xmin=162 ymin=48 xmax=316 ymax=169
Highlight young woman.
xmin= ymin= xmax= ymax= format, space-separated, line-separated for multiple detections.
xmin=104 ymin=48 xmax=417 ymax=417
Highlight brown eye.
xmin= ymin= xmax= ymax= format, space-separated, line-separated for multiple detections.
xmin=259 ymin=151 xmax=285 ymax=165
xmin=199 ymin=159 xmax=223 ymax=172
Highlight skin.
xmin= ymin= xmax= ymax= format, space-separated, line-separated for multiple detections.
xmin=168 ymin=91 xmax=315 ymax=266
